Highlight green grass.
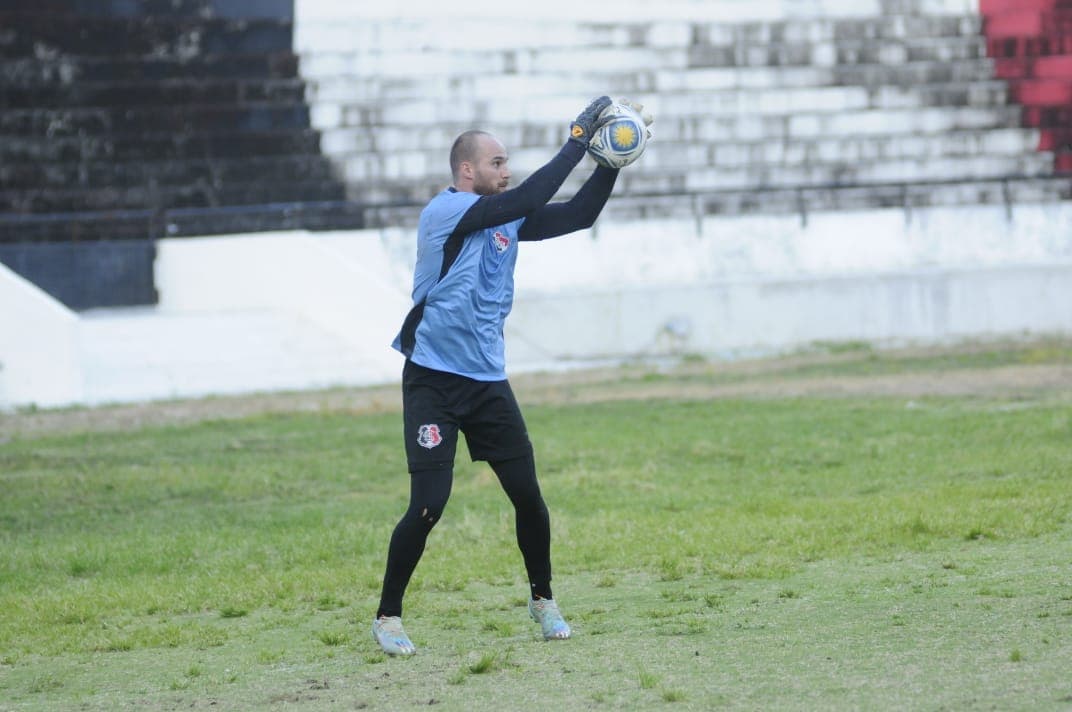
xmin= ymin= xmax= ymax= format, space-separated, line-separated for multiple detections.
xmin=1 ymin=345 xmax=1071 ymax=710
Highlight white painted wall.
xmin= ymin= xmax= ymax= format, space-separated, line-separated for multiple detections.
xmin=509 ymin=262 xmax=1072 ymax=365
xmin=155 ymin=229 xmax=412 ymax=383
xmin=0 ymin=262 xmax=83 ymax=408
xmin=3 ymin=202 xmax=1070 ymax=411
xmin=515 ymin=203 xmax=1072 ymax=291
xmin=507 ymin=203 xmax=1072 ymax=364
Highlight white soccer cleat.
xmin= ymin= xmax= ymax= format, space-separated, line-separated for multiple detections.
xmin=528 ymin=597 xmax=571 ymax=640
xmin=372 ymin=616 xmax=416 ymax=656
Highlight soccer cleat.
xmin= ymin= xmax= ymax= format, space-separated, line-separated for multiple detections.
xmin=528 ymin=597 xmax=571 ymax=640
xmin=372 ymin=616 xmax=416 ymax=656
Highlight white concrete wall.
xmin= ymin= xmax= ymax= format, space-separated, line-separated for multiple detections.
xmin=509 ymin=263 xmax=1072 ymax=365
xmin=144 ymin=203 xmax=1072 ymax=383
xmin=62 ymin=230 xmax=416 ymax=406
xmin=155 ymin=229 xmax=412 ymax=382
xmin=0 ymin=262 xmax=83 ymax=408
xmin=514 ymin=203 xmax=1072 ymax=292
xmin=4 ymin=201 xmax=1070 ymax=410
xmin=507 ymin=202 xmax=1072 ymax=364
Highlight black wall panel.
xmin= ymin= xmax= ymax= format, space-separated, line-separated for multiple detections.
xmin=0 ymin=0 xmax=359 ymax=309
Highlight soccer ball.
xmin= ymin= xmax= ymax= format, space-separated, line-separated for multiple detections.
xmin=587 ymin=101 xmax=650 ymax=169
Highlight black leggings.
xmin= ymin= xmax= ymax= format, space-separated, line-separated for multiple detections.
xmin=376 ymin=453 xmax=552 ymax=618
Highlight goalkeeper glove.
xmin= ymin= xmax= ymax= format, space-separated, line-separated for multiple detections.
xmin=569 ymin=95 xmax=612 ymax=146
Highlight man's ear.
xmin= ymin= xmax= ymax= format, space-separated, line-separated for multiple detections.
xmin=460 ymin=161 xmax=474 ymax=180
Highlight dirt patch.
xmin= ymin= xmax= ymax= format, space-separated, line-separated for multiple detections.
xmin=522 ymin=363 xmax=1072 ymax=406
xmin=2 ymin=343 xmax=1070 ymax=440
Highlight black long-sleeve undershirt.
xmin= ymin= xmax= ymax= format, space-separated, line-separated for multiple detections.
xmin=517 ymin=164 xmax=618 ymax=241
xmin=452 ymin=140 xmax=618 ymax=241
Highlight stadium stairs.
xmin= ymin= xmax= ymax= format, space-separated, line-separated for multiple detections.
xmin=299 ymin=0 xmax=1071 ymax=227
xmin=0 ymin=0 xmax=360 ymax=310
xmin=4 ymin=0 xmax=1072 ymax=409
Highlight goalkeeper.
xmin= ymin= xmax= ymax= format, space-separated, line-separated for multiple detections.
xmin=373 ymin=96 xmax=650 ymax=656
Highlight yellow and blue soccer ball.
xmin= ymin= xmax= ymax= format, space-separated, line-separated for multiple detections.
xmin=587 ymin=101 xmax=650 ymax=169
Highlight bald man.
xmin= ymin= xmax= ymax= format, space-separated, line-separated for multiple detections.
xmin=373 ymin=96 xmax=619 ymax=656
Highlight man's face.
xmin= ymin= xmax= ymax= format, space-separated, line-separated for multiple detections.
xmin=469 ymin=136 xmax=511 ymax=196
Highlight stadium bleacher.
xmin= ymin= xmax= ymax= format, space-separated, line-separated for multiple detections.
xmin=2 ymin=0 xmax=1071 ymax=409
xmin=0 ymin=0 xmax=357 ymax=308
xmin=3 ymin=0 xmax=1070 ymax=309
xmin=295 ymin=4 xmax=1071 ymax=226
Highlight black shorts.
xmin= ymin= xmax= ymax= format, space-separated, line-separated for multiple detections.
xmin=402 ymin=360 xmax=533 ymax=470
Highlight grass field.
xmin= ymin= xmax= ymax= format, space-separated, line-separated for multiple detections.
xmin=1 ymin=340 xmax=1071 ymax=710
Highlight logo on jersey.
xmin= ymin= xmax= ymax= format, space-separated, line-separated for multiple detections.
xmin=493 ymin=231 xmax=510 ymax=253
xmin=417 ymin=424 xmax=443 ymax=449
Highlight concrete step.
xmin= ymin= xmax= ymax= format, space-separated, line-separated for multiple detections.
xmin=0 ymin=78 xmax=307 ymax=109
xmin=690 ymin=14 xmax=982 ymax=44
xmin=0 ymin=104 xmax=313 ymax=136
xmin=596 ymin=176 xmax=1072 ymax=222
xmin=5 ymin=0 xmax=293 ymax=18
xmin=673 ymin=154 xmax=1056 ymax=192
xmin=294 ymin=14 xmax=982 ymax=57
xmin=654 ymin=59 xmax=996 ymax=91
xmin=316 ymin=107 xmax=1025 ymax=160
xmin=0 ymin=53 xmax=301 ymax=87
xmin=3 ymin=154 xmax=340 ymax=192
xmin=652 ymin=81 xmax=1012 ymax=119
xmin=654 ymin=128 xmax=1041 ymax=168
xmin=0 ymin=201 xmax=366 ymax=242
xmin=688 ymin=34 xmax=987 ymax=67
xmin=0 ymin=211 xmax=161 ymax=242
xmin=755 ymin=105 xmax=1023 ymax=139
xmin=300 ymin=60 xmax=999 ymax=105
xmin=0 ymin=129 xmax=325 ymax=163
xmin=321 ymin=176 xmax=1072 ymax=230
xmin=0 ymin=178 xmax=345 ymax=213
xmin=323 ymin=128 xmax=1041 ymax=190
xmin=297 ymin=19 xmax=681 ymax=54
xmin=307 ymin=83 xmax=1016 ymax=135
xmin=296 ymin=34 xmax=988 ymax=82
xmin=344 ymin=160 xmax=1058 ymax=220
xmin=292 ymin=0 xmax=981 ymax=24
xmin=0 ymin=12 xmax=293 ymax=59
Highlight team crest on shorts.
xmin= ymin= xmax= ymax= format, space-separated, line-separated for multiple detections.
xmin=493 ymin=231 xmax=510 ymax=253
xmin=417 ymin=424 xmax=443 ymax=449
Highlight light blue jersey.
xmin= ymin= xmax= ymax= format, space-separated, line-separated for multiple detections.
xmin=392 ymin=188 xmax=525 ymax=381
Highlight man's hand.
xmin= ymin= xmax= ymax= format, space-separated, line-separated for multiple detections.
xmin=619 ymin=98 xmax=654 ymax=131
xmin=569 ymin=95 xmax=612 ymax=145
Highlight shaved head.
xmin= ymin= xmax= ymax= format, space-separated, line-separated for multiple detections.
xmin=449 ymin=130 xmax=493 ymax=182
xmin=449 ymin=130 xmax=511 ymax=195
